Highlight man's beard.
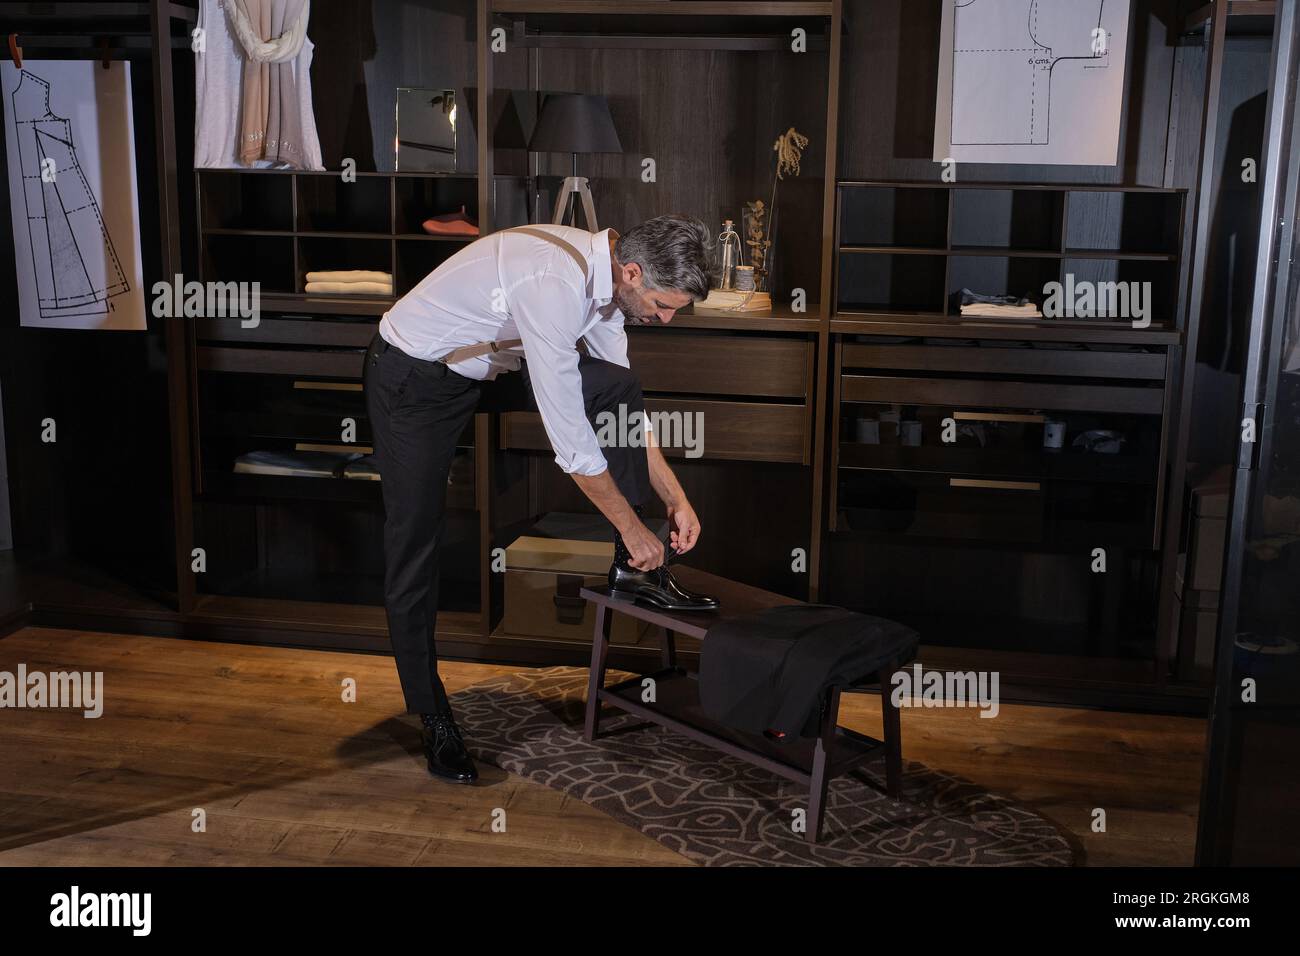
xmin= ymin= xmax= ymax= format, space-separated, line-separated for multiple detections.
xmin=614 ymin=286 xmax=655 ymax=324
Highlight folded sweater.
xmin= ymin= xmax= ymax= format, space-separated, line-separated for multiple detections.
xmin=305 ymin=270 xmax=392 ymax=284
xmin=305 ymin=281 xmax=393 ymax=295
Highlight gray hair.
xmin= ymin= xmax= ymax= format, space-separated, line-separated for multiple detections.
xmin=614 ymin=214 xmax=712 ymax=301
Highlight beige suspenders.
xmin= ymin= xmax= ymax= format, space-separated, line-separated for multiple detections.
xmin=435 ymin=226 xmax=591 ymax=365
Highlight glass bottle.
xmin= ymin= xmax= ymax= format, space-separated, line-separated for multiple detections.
xmin=717 ymin=219 xmax=741 ymax=290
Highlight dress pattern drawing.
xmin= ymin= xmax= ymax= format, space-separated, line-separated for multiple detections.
xmin=951 ymin=0 xmax=1111 ymax=148
xmin=10 ymin=69 xmax=130 ymax=322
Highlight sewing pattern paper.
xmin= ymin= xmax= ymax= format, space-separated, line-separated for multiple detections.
xmin=3 ymin=60 xmax=145 ymax=330
xmin=934 ymin=0 xmax=1132 ymax=166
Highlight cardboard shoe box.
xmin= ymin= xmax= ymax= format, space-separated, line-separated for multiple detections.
xmin=499 ymin=514 xmax=659 ymax=645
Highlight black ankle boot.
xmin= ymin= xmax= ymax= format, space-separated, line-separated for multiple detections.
xmin=420 ymin=712 xmax=478 ymax=783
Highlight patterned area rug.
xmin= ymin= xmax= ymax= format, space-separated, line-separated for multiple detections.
xmin=453 ymin=667 xmax=1080 ymax=867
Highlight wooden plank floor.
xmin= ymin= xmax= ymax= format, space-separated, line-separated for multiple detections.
xmin=0 ymin=626 xmax=1205 ymax=866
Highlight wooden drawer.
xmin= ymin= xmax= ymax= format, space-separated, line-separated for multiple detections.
xmin=842 ymin=341 xmax=1167 ymax=381
xmin=627 ymin=331 xmax=813 ymax=398
xmin=195 ymin=316 xmax=377 ymax=348
xmin=198 ymin=345 xmax=367 ymax=379
xmin=501 ymin=398 xmax=809 ymax=464
xmin=841 ymin=374 xmax=1164 ymax=415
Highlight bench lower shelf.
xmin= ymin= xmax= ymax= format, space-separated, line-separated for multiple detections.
xmin=596 ymin=667 xmax=887 ymax=786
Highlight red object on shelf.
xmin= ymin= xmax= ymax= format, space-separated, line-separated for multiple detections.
xmin=422 ymin=205 xmax=479 ymax=237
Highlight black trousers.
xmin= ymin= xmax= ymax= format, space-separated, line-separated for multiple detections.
xmin=363 ymin=332 xmax=652 ymax=715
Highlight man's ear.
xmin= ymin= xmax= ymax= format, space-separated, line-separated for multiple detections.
xmin=621 ymin=260 xmax=643 ymax=286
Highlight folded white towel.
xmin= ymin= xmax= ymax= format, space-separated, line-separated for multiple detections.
xmin=305 ymin=270 xmax=393 ymax=284
xmin=305 ymin=281 xmax=394 ymax=295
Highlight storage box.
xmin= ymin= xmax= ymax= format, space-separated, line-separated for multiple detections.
xmin=1187 ymin=465 xmax=1231 ymax=592
xmin=1174 ymin=552 xmax=1221 ymax=679
xmin=499 ymin=513 xmax=661 ymax=645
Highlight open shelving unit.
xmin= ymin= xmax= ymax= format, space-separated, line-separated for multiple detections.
xmin=833 ymin=181 xmax=1188 ymax=339
xmin=196 ymin=169 xmax=529 ymax=311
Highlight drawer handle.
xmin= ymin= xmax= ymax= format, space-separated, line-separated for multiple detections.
xmin=949 ymin=478 xmax=1042 ymax=492
xmin=953 ymin=411 xmax=1046 ymax=424
xmin=294 ymin=381 xmax=363 ymax=392
xmin=295 ymin=442 xmax=374 ymax=455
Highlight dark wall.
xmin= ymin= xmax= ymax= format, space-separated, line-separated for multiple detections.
xmin=518 ymin=45 xmax=829 ymax=301
xmin=306 ymin=1 xmax=827 ymax=298
xmin=0 ymin=378 xmax=10 ymax=551
xmin=308 ymin=0 xmax=489 ymax=172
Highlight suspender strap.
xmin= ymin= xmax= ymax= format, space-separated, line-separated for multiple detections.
xmin=436 ymin=226 xmax=590 ymax=365
xmin=437 ymin=337 xmax=524 ymax=365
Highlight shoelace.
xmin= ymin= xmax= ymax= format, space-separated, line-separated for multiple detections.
xmin=423 ymin=714 xmax=464 ymax=742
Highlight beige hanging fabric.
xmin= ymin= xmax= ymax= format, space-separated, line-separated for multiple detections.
xmin=225 ymin=0 xmax=311 ymax=167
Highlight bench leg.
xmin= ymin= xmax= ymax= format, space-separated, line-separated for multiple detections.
xmin=661 ymin=627 xmax=677 ymax=671
xmin=880 ymin=662 xmax=903 ymax=797
xmin=584 ymin=604 xmax=613 ymax=742
xmin=805 ymin=686 xmax=841 ymax=844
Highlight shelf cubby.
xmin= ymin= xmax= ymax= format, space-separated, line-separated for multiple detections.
xmin=199 ymin=170 xmax=294 ymax=231
xmin=837 ymin=251 xmax=947 ymax=314
xmin=394 ymin=175 xmax=479 ymax=235
xmin=296 ymin=175 xmax=392 ymax=234
xmin=297 ymin=237 xmax=393 ymax=293
xmin=951 ymin=188 xmax=1064 ymax=252
xmin=946 ymin=255 xmax=1063 ymax=310
xmin=202 ymin=235 xmax=295 ymax=293
xmin=839 ymin=185 xmax=948 ymax=250
xmin=1065 ymin=190 xmax=1183 ymax=256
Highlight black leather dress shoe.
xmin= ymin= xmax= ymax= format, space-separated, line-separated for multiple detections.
xmin=420 ymin=712 xmax=478 ymax=783
xmin=608 ymin=562 xmax=719 ymax=611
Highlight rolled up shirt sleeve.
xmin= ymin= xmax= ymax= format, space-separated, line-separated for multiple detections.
xmin=512 ymin=273 xmax=610 ymax=476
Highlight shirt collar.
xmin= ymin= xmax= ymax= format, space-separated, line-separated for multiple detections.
xmin=590 ymin=228 xmax=617 ymax=302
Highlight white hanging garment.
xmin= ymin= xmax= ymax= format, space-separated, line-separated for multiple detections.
xmin=193 ymin=0 xmax=323 ymax=169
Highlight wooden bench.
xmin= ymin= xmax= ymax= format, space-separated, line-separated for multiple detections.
xmin=580 ymin=566 xmax=910 ymax=844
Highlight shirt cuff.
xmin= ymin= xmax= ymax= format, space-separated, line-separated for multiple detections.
xmin=555 ymin=450 xmax=609 ymax=477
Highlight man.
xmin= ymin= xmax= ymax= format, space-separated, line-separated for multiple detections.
xmin=363 ymin=214 xmax=719 ymax=785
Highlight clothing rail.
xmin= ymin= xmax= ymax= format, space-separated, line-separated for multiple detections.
xmin=6 ymin=36 xmax=191 ymax=62
xmin=3 ymin=0 xmax=195 ymax=65
xmin=0 ymin=2 xmax=196 ymax=25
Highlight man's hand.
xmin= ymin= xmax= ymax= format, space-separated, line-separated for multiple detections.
xmin=620 ymin=520 xmax=666 ymax=571
xmin=666 ymin=499 xmax=701 ymax=556
xmin=645 ymin=428 xmax=700 ymax=557
xmin=570 ymin=468 xmax=664 ymax=571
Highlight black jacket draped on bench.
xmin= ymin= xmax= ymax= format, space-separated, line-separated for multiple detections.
xmin=699 ymin=605 xmax=919 ymax=738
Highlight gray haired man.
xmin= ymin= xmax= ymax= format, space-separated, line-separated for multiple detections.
xmin=364 ymin=214 xmax=720 ymax=784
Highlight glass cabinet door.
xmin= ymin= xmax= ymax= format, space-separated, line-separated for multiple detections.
xmin=1198 ymin=1 xmax=1300 ymax=866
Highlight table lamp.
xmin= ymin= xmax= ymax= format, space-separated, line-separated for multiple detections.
xmin=528 ymin=93 xmax=622 ymax=230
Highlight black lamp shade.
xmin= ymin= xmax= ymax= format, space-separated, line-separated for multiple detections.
xmin=528 ymin=94 xmax=623 ymax=154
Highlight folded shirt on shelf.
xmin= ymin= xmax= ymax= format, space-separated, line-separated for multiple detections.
xmin=233 ymin=452 xmax=463 ymax=485
xmin=304 ymin=280 xmax=394 ymax=295
xmin=341 ymin=457 xmax=381 ymax=481
xmin=956 ymin=287 xmax=1042 ymax=319
xmin=234 ymin=450 xmax=363 ymax=478
xmin=304 ymin=270 xmax=394 ymax=295
xmin=959 ymin=302 xmax=1043 ymax=318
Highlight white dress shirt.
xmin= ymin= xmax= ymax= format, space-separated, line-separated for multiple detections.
xmin=378 ymin=224 xmax=631 ymax=477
